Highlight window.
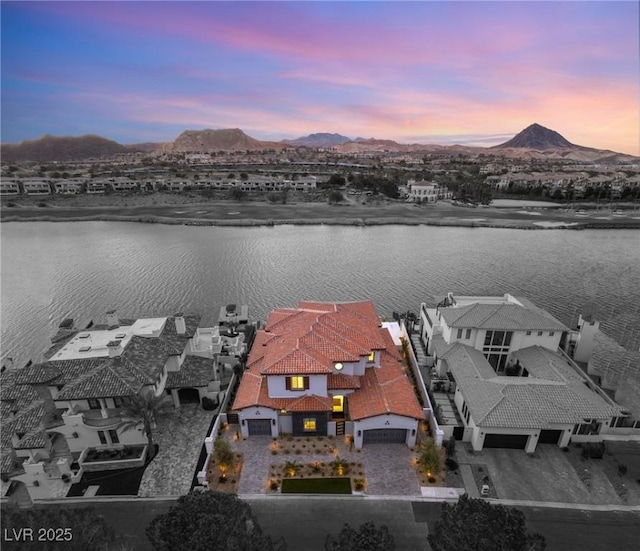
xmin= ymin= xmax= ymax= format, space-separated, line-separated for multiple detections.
xmin=368 ymin=352 xmax=375 ymax=362
xmin=108 ymin=430 xmax=120 ymax=444
xmin=526 ymin=330 xmax=532 ymax=336
xmin=88 ymin=398 xmax=101 ymax=410
xmin=457 ymin=328 xmax=463 ymax=339
xmin=549 ymin=332 xmax=555 ymax=336
xmin=303 ymin=418 xmax=317 ymax=432
xmin=286 ymin=376 xmax=309 ymax=391
xmin=98 ymin=431 xmax=107 ymax=445
xmin=465 ymin=329 xmax=472 ymax=340
xmin=482 ymin=331 xmax=514 ymax=373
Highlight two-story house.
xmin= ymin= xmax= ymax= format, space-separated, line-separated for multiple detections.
xmin=232 ymin=301 xmax=423 ymax=449
xmin=1 ymin=309 xmax=241 ymax=499
xmin=420 ymin=293 xmax=621 ymax=453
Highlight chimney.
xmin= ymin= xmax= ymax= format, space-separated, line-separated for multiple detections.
xmin=175 ymin=313 xmax=186 ymax=335
xmin=106 ymin=309 xmax=119 ymax=328
xmin=107 ymin=340 xmax=122 ymax=358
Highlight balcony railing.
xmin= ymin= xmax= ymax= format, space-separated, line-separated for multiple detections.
xmin=82 ymin=409 xmax=122 ymax=428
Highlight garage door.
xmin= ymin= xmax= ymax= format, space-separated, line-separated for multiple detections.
xmin=483 ymin=433 xmax=528 ymax=449
xmin=539 ymin=429 xmax=563 ymax=445
xmin=363 ymin=429 xmax=407 ymax=444
xmin=247 ymin=419 xmax=271 ymax=436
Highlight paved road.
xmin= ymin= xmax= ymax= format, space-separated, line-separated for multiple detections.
xmin=45 ymin=497 xmax=640 ymax=551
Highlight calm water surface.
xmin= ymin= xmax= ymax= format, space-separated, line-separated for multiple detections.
xmin=1 ymin=222 xmax=639 ymax=366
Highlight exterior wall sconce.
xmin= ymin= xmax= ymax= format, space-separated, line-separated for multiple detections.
xmin=357 ymin=430 xmax=362 ymax=437
xmin=241 ymin=419 xmax=246 ymax=426
xmin=271 ymin=419 xmax=276 ymax=426
xmin=411 ymin=429 xmax=416 ymax=436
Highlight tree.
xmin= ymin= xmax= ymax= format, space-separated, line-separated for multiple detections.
xmin=328 ymin=190 xmax=344 ymax=204
xmin=118 ymin=390 xmax=173 ymax=460
xmin=229 ymin=187 xmax=247 ymax=201
xmin=213 ymin=437 xmax=234 ymax=478
xmin=0 ymin=506 xmax=119 ymax=551
xmin=326 ymin=174 xmax=346 ymax=188
xmin=418 ymin=436 xmax=442 ymax=477
xmin=428 ymin=494 xmax=546 ymax=551
xmin=146 ymin=491 xmax=286 ymax=551
xmin=325 ymin=521 xmax=395 ymax=551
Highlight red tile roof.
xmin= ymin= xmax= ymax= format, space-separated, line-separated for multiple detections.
xmin=232 ymin=301 xmax=423 ymax=421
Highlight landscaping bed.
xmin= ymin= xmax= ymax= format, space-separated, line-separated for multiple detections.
xmin=267 ymin=458 xmax=366 ymax=494
xmin=269 ymin=435 xmax=337 ymax=456
xmin=281 ymin=477 xmax=352 ymax=494
xmin=470 ymin=464 xmax=498 ymax=499
xmin=206 ymin=452 xmax=243 ymax=494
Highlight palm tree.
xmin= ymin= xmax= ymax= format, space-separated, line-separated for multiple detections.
xmin=118 ymin=390 xmax=173 ymax=460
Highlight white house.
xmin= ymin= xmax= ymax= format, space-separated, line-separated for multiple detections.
xmin=232 ymin=301 xmax=423 ymax=448
xmin=420 ymin=293 xmax=621 ymax=453
xmin=405 ymin=180 xmax=452 ymax=203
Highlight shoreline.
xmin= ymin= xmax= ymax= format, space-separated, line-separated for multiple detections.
xmin=3 ymin=212 xmax=640 ymax=230
xmin=2 ymin=198 xmax=640 ymax=230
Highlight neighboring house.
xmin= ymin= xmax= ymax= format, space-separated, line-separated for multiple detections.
xmin=0 ymin=181 xmax=21 ymax=195
xmin=22 ymin=180 xmax=52 ymax=195
xmin=1 ymin=309 xmax=246 ymax=500
xmin=232 ymin=301 xmax=423 ymax=448
xmin=405 ymin=180 xmax=452 ymax=203
xmin=53 ymin=180 xmax=84 ymax=194
xmin=420 ymin=293 xmax=622 ymax=453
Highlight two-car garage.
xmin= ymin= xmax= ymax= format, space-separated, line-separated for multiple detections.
xmin=362 ymin=428 xmax=407 ymax=444
xmin=482 ymin=429 xmax=564 ymax=450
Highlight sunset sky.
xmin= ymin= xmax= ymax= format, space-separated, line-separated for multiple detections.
xmin=1 ymin=1 xmax=638 ymax=154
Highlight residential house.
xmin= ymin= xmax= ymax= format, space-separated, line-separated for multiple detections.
xmin=0 ymin=181 xmax=21 ymax=195
xmin=232 ymin=301 xmax=423 ymax=448
xmin=420 ymin=293 xmax=621 ymax=453
xmin=405 ymin=180 xmax=452 ymax=203
xmin=53 ymin=180 xmax=84 ymax=194
xmin=21 ymin=180 xmax=52 ymax=195
xmin=1 ymin=309 xmax=245 ymax=500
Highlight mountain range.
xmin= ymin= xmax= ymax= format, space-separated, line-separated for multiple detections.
xmin=1 ymin=124 xmax=636 ymax=163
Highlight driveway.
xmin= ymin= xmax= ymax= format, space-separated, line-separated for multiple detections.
xmin=220 ymin=426 xmax=422 ymax=497
xmin=456 ymin=443 xmax=640 ymax=505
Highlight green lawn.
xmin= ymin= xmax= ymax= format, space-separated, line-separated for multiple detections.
xmin=281 ymin=477 xmax=352 ymax=494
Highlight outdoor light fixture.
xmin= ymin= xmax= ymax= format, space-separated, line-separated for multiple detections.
xmin=271 ymin=419 xmax=276 ymax=426
xmin=357 ymin=430 xmax=362 ymax=437
xmin=334 ymin=362 xmax=343 ymax=371
xmin=242 ymin=420 xmax=246 ymax=426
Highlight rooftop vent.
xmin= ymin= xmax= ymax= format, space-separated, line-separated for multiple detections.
xmin=79 ymin=346 xmax=92 ymax=352
xmin=78 ymin=333 xmax=90 ymax=339
xmin=115 ymin=333 xmax=126 ymax=339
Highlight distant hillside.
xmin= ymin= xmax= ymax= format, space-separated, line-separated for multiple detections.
xmin=170 ymin=128 xmax=286 ymax=152
xmin=282 ymin=133 xmax=352 ymax=147
xmin=492 ymin=123 xmax=637 ymax=163
xmin=1 ymin=134 xmax=127 ymax=162
xmin=494 ymin=123 xmax=575 ymax=149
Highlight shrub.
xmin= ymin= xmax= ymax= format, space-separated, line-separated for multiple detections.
xmin=445 ymin=458 xmax=459 ymax=471
xmin=270 ymin=480 xmax=279 ymax=491
xmin=445 ymin=435 xmax=456 ymax=458
xmin=581 ymin=442 xmax=606 ymax=460
xmin=201 ymin=396 xmax=217 ymax=410
xmin=618 ymin=464 xmax=628 ymax=476
xmin=428 ymin=477 xmax=436 ymax=483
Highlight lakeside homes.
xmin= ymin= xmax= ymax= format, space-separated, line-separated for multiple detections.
xmin=2 ymin=294 xmax=638 ymax=503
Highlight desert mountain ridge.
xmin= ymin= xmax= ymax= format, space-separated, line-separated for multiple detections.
xmin=1 ymin=124 xmax=636 ymax=163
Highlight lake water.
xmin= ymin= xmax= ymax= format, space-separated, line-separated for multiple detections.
xmin=1 ymin=222 xmax=639 ymax=367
